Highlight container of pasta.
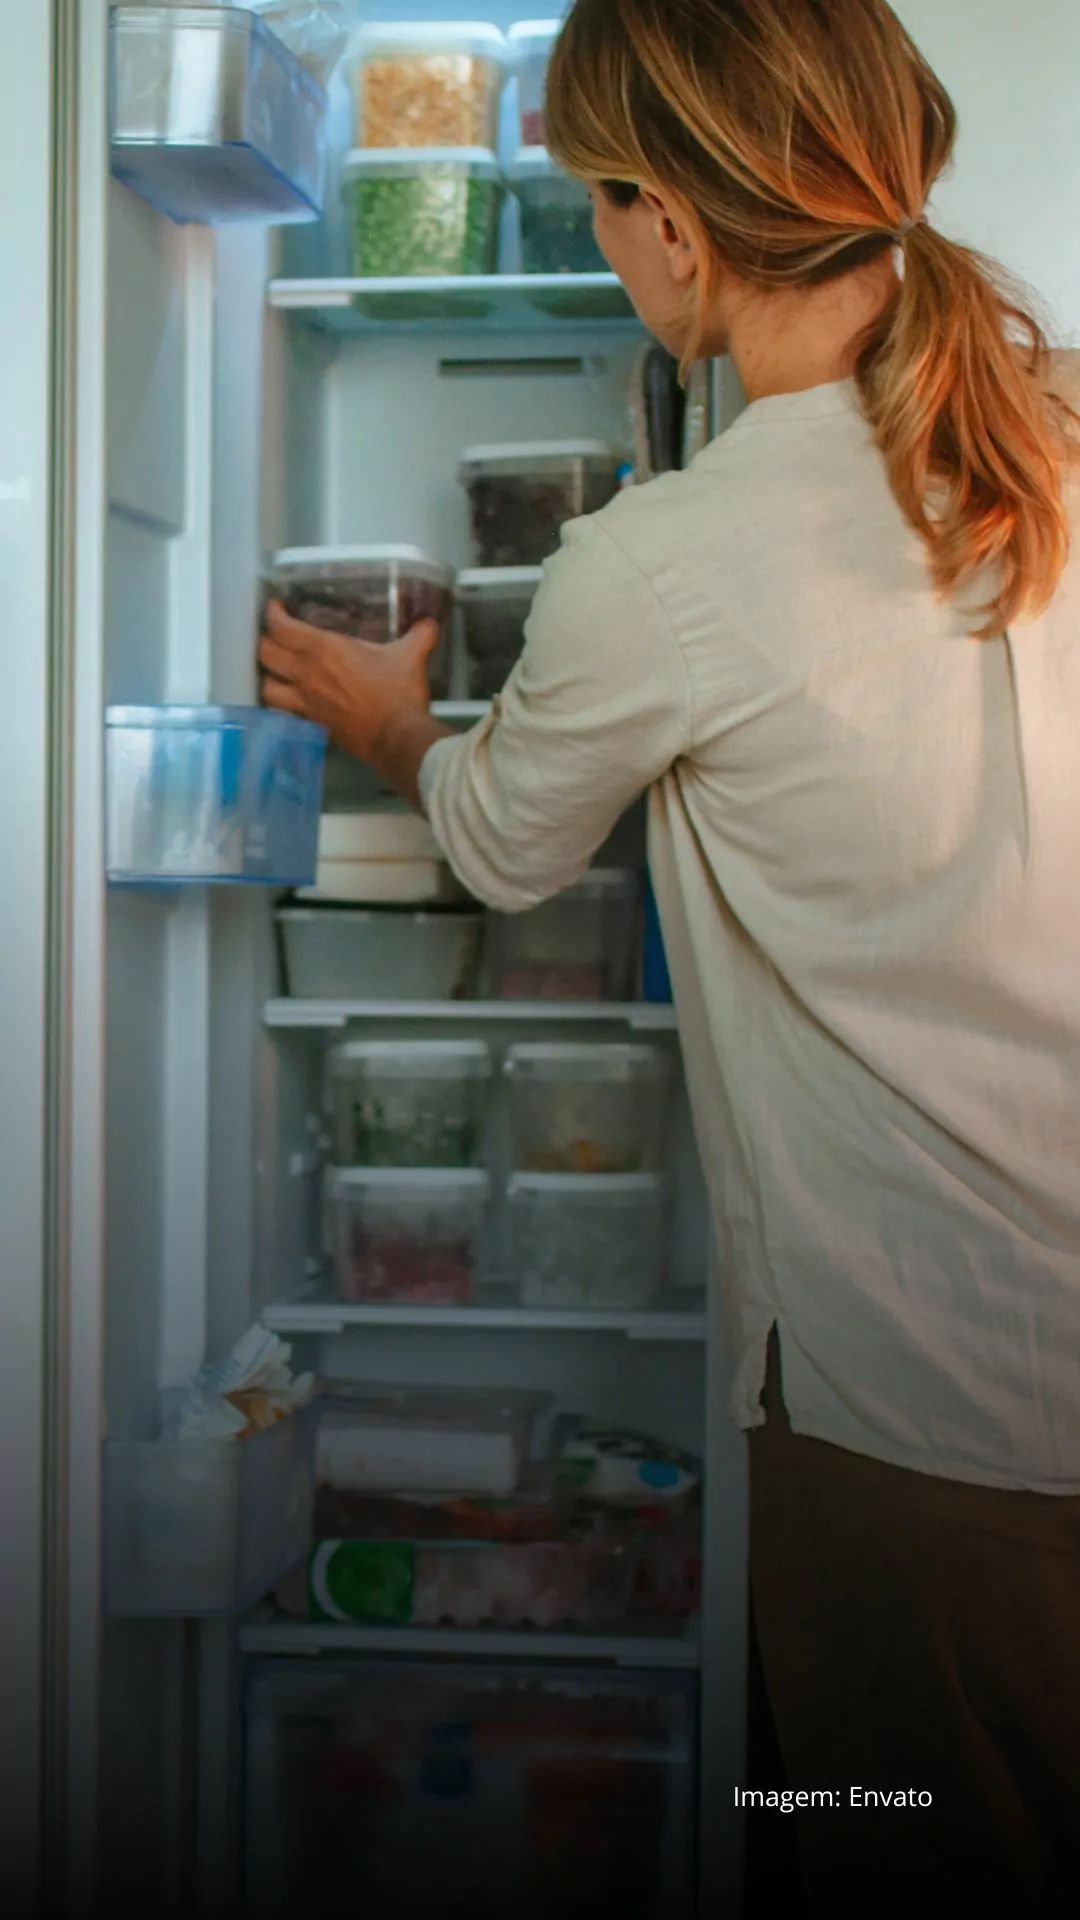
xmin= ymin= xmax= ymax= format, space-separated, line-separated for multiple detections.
xmin=341 ymin=147 xmax=503 ymax=278
xmin=349 ymin=20 xmax=507 ymax=150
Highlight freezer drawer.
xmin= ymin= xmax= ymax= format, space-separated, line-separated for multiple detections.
xmin=109 ymin=5 xmax=329 ymax=225
xmin=243 ymin=1658 xmax=697 ymax=1919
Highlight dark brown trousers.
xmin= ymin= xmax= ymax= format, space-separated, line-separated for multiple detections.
xmin=749 ymin=1331 xmax=1080 ymax=1916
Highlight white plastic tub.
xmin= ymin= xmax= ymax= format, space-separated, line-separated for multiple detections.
xmin=267 ymin=545 xmax=454 ymax=698
xmin=460 ymin=439 xmax=624 ymax=566
xmin=508 ymin=19 xmax=561 ymax=146
xmin=277 ymin=906 xmax=484 ymax=1000
xmin=349 ymin=20 xmax=507 ymax=149
xmin=106 ymin=705 xmax=326 ymax=885
xmin=102 ymin=1401 xmax=319 ymax=1616
xmin=456 ymin=565 xmax=542 ymax=699
xmin=328 ymin=1166 xmax=489 ymax=1306
xmin=505 ymin=1042 xmax=672 ymax=1172
xmin=487 ymin=868 xmax=640 ymax=1001
xmin=327 ymin=1038 xmax=491 ymax=1167
xmin=508 ymin=1172 xmax=667 ymax=1310
xmin=314 ymin=1383 xmax=551 ymax=1494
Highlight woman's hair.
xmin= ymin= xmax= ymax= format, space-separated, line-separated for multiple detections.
xmin=547 ymin=0 xmax=1078 ymax=636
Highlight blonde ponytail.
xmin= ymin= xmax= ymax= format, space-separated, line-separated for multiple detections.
xmin=547 ymin=0 xmax=1079 ymax=638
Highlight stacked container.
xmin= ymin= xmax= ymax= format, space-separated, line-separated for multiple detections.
xmin=508 ymin=19 xmax=561 ymax=147
xmin=487 ymin=868 xmax=641 ymax=1002
xmin=460 ymin=440 xmax=623 ymax=566
xmin=507 ymin=147 xmax=607 ymax=275
xmin=456 ymin=565 xmax=542 ymax=697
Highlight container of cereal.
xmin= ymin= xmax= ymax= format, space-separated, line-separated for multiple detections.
xmin=459 ymin=440 xmax=623 ymax=567
xmin=327 ymin=1039 xmax=491 ymax=1168
xmin=487 ymin=869 xmax=641 ymax=1001
xmin=349 ymin=21 xmax=507 ymax=150
xmin=508 ymin=147 xmax=606 ymax=274
xmin=267 ymin=545 xmax=455 ymax=698
xmin=328 ymin=1166 xmax=489 ymax=1306
xmin=508 ymin=19 xmax=561 ymax=147
xmin=505 ymin=1043 xmax=672 ymax=1173
xmin=456 ymin=566 xmax=542 ymax=699
xmin=342 ymin=147 xmax=503 ymax=279
xmin=507 ymin=1172 xmax=667 ymax=1310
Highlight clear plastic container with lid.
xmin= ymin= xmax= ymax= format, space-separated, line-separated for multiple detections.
xmin=266 ymin=544 xmax=455 ymax=697
xmin=507 ymin=1172 xmax=667 ymax=1310
xmin=327 ymin=1038 xmax=491 ymax=1168
xmin=314 ymin=1382 xmax=552 ymax=1495
xmin=487 ymin=868 xmax=641 ymax=1002
xmin=508 ymin=19 xmax=561 ymax=146
xmin=349 ymin=21 xmax=507 ymax=150
xmin=341 ymin=147 xmax=503 ymax=279
xmin=328 ymin=1166 xmax=489 ymax=1306
xmin=505 ymin=1042 xmax=672 ymax=1173
xmin=459 ymin=440 xmax=623 ymax=567
xmin=456 ymin=565 xmax=542 ymax=699
xmin=277 ymin=905 xmax=485 ymax=1001
xmin=508 ymin=146 xmax=607 ymax=275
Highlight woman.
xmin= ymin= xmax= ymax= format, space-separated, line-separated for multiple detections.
xmin=261 ymin=1 xmax=1080 ymax=1907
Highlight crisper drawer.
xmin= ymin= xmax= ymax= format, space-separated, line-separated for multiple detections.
xmin=243 ymin=1659 xmax=697 ymax=1920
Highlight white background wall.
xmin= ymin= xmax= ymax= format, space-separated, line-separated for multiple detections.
xmin=895 ymin=0 xmax=1080 ymax=340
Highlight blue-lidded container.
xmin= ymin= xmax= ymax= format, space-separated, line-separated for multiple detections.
xmin=106 ymin=706 xmax=326 ymax=886
xmin=642 ymin=875 xmax=673 ymax=1004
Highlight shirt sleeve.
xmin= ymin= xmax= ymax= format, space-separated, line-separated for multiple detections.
xmin=421 ymin=512 xmax=693 ymax=912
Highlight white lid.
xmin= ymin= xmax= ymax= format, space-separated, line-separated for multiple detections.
xmin=342 ymin=146 xmax=502 ymax=182
xmin=272 ymin=542 xmax=431 ymax=567
xmin=331 ymin=1166 xmax=490 ymax=1194
xmin=506 ymin=146 xmax=563 ymax=183
xmin=507 ymin=1172 xmax=664 ymax=1198
xmin=504 ymin=1041 xmax=667 ymax=1072
xmin=330 ymin=1038 xmax=491 ymax=1073
xmin=353 ymin=21 xmax=508 ymax=58
xmin=459 ymin=438 xmax=620 ymax=468
xmin=456 ymin=565 xmax=544 ymax=596
xmin=508 ymin=20 xmax=563 ymax=43
xmin=560 ymin=867 xmax=639 ymax=898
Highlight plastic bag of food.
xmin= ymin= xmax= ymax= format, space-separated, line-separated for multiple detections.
xmin=251 ymin=1 xmax=351 ymax=86
xmin=173 ymin=1325 xmax=315 ymax=1440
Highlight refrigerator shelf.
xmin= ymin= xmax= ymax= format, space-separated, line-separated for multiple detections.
xmin=237 ymin=1612 xmax=701 ymax=1669
xmin=264 ymin=998 xmax=679 ymax=1031
xmin=260 ymin=1285 xmax=707 ymax=1342
xmin=268 ymin=272 xmax=639 ymax=334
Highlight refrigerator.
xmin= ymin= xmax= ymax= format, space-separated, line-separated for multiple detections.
xmin=2 ymin=6 xmax=749 ymax=1917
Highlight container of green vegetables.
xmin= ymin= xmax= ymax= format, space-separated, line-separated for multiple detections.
xmin=342 ymin=146 xmax=504 ymax=282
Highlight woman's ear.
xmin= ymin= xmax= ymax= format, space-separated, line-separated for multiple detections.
xmin=640 ymin=187 xmax=701 ymax=284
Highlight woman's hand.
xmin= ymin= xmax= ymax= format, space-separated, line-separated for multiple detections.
xmin=259 ymin=600 xmax=452 ymax=809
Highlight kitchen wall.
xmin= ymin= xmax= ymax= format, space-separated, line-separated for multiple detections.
xmin=895 ymin=0 xmax=1080 ymax=339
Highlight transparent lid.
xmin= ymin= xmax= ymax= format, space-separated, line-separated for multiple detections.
xmin=330 ymin=1038 xmax=491 ymax=1078
xmin=276 ymin=906 xmax=484 ymax=924
xmin=507 ymin=20 xmax=563 ymax=47
xmin=507 ymin=146 xmax=571 ymax=184
xmin=456 ymin=565 xmax=544 ymax=597
xmin=342 ymin=146 xmax=502 ymax=183
xmin=507 ymin=1171 xmax=664 ymax=1199
xmin=268 ymin=543 xmax=454 ymax=587
xmin=330 ymin=1166 xmax=490 ymax=1195
xmin=352 ymin=21 xmax=508 ymax=61
xmin=505 ymin=1042 xmax=669 ymax=1080
xmin=106 ymin=704 xmax=323 ymax=739
xmin=316 ymin=1381 xmax=552 ymax=1423
xmin=460 ymin=438 xmax=620 ymax=471
xmin=558 ymin=867 xmax=640 ymax=900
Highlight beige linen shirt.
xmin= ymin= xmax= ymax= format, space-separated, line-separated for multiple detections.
xmin=422 ymin=376 xmax=1080 ymax=1492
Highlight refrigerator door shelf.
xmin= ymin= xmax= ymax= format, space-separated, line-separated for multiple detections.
xmin=109 ymin=5 xmax=329 ymax=226
xmin=105 ymin=705 xmax=327 ymax=887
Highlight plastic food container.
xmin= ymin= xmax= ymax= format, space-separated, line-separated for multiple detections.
xmin=505 ymin=1042 xmax=672 ymax=1173
xmin=349 ymin=20 xmax=507 ymax=150
xmin=266 ymin=545 xmax=454 ymax=699
xmin=277 ymin=906 xmax=484 ymax=1000
xmin=102 ymin=1401 xmax=320 ymax=1616
xmin=508 ymin=19 xmax=561 ymax=146
xmin=314 ymin=1383 xmax=551 ymax=1495
xmin=508 ymin=1173 xmax=667 ymax=1310
xmin=106 ymin=706 xmax=326 ymax=885
xmin=487 ymin=869 xmax=640 ymax=1001
xmin=508 ymin=147 xmax=606 ymax=274
xmin=327 ymin=1038 xmax=491 ymax=1167
xmin=109 ymin=6 xmax=328 ymax=225
xmin=313 ymin=1485 xmax=564 ymax=1541
xmin=296 ymin=1536 xmax=638 ymax=1627
xmin=459 ymin=440 xmax=623 ymax=567
xmin=456 ymin=566 xmax=541 ymax=699
xmin=328 ymin=1167 xmax=489 ymax=1306
xmin=341 ymin=147 xmax=503 ymax=278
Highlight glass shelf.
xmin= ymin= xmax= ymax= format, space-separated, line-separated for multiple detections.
xmin=268 ymin=273 xmax=638 ymax=335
